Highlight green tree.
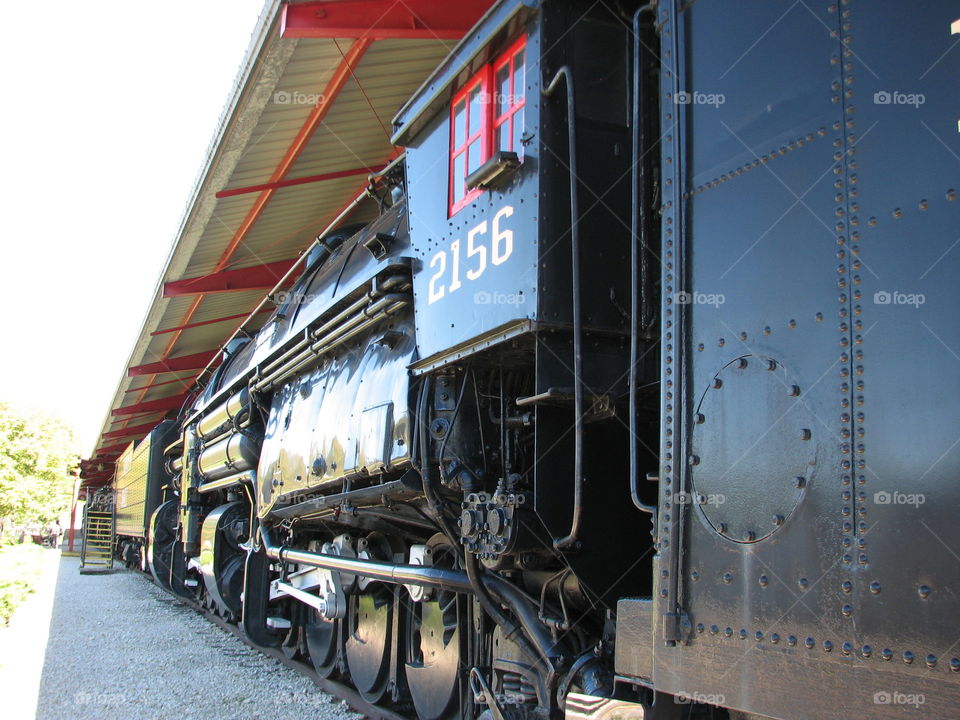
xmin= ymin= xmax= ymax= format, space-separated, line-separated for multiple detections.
xmin=0 ymin=402 xmax=78 ymax=525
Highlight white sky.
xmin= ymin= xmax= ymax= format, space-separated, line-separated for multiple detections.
xmin=0 ymin=0 xmax=267 ymax=454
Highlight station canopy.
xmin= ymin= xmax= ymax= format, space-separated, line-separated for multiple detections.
xmin=80 ymin=0 xmax=495 ymax=488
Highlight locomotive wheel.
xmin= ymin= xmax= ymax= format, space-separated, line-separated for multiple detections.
xmin=345 ymin=588 xmax=393 ymax=703
xmin=304 ymin=610 xmax=342 ymax=678
xmin=147 ymin=500 xmax=178 ymax=591
xmin=404 ymin=541 xmax=466 ymax=720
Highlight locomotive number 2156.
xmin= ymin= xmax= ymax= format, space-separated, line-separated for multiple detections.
xmin=427 ymin=206 xmax=514 ymax=304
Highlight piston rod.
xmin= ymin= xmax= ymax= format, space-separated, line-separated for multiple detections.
xmin=259 ymin=527 xmax=473 ymax=593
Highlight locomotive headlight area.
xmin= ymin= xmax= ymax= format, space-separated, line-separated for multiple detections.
xmin=73 ymin=2 xmax=960 ymax=719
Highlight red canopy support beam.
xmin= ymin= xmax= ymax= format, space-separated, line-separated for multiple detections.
xmin=125 ymin=375 xmax=198 ymax=392
xmin=216 ymin=165 xmax=377 ymax=199
xmin=163 ymin=259 xmax=298 ymax=297
xmin=103 ymin=421 xmax=159 ymax=439
xmin=93 ymin=444 xmax=129 ymax=457
xmin=150 ymin=307 xmax=272 ymax=336
xmin=281 ymin=0 xmax=493 ymax=39
xmin=111 ymin=393 xmax=190 ymax=417
xmin=128 ymin=351 xmax=219 ymax=377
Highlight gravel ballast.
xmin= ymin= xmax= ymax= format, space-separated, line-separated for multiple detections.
xmin=34 ymin=555 xmax=360 ymax=720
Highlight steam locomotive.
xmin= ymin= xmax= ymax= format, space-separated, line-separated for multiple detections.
xmin=104 ymin=1 xmax=960 ymax=718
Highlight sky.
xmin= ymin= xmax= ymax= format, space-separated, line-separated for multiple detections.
xmin=0 ymin=0 xmax=267 ymax=454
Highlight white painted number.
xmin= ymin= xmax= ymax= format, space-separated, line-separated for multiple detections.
xmin=428 ymin=250 xmax=447 ymax=303
xmin=491 ymin=206 xmax=514 ymax=265
xmin=426 ymin=206 xmax=515 ymax=304
xmin=466 ymin=221 xmax=488 ymax=280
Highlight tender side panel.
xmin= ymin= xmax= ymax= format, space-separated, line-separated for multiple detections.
xmin=848 ymin=0 xmax=960 ymax=688
xmin=648 ymin=1 xmax=960 ymax=718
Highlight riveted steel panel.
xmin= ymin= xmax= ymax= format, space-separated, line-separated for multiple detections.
xmin=648 ymin=1 xmax=960 ymax=718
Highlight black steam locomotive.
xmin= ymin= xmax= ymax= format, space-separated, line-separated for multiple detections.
xmin=106 ymin=1 xmax=960 ymax=718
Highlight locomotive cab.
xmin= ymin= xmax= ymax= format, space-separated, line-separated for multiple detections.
xmin=393 ymin=0 xmax=661 ymax=605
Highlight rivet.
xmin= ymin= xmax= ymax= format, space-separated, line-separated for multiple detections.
xmin=713 ymin=378 xmax=723 ymax=389
xmin=788 ymin=635 xmax=798 ymax=646
xmin=718 ymin=522 xmax=728 ymax=535
xmin=919 ymin=199 xmax=929 ymax=211
xmin=771 ymin=633 xmax=780 ymax=644
xmin=773 ymin=514 xmax=784 ymax=526
xmin=800 ymin=429 xmax=812 ymax=441
xmin=881 ymin=649 xmax=893 ymax=661
xmin=767 ymin=359 xmax=777 ymax=371
xmin=795 ymin=477 xmax=806 ymax=489
xmin=722 ymin=572 xmax=733 ymax=584
xmin=823 ymin=640 xmax=834 ymax=652
xmin=948 ymin=189 xmax=957 ymax=202
xmin=696 ymin=623 xmax=705 ymax=634
xmin=758 ymin=575 xmax=769 ymax=587
xmin=710 ymin=625 xmax=719 ymax=634
xmin=755 ymin=631 xmax=764 ymax=641
xmin=789 ymin=385 xmax=801 ymax=397
xmin=926 ymin=654 xmax=938 ymax=668
xmin=841 ymin=604 xmax=853 ymax=617
xmin=869 ymin=581 xmax=881 ymax=594
xmin=893 ymin=208 xmax=902 ymax=219
xmin=737 ymin=357 xmax=748 ymax=369
xmin=688 ymin=455 xmax=700 ymax=466
xmin=695 ymin=412 xmax=705 ymax=424
xmin=691 ymin=570 xmax=700 ymax=581
xmin=918 ymin=585 xmax=931 ymax=599
xmin=744 ymin=530 xmax=756 ymax=541
xmin=903 ymin=651 xmax=914 ymax=665
xmin=951 ymin=658 xmax=960 ymax=672
xmin=739 ymin=629 xmax=748 ymax=639
xmin=788 ymin=319 xmax=797 ymax=328
xmin=805 ymin=637 xmax=815 ymax=649
xmin=841 ymin=580 xmax=852 ymax=594
xmin=724 ymin=627 xmax=733 ymax=637
xmin=842 ymin=642 xmax=853 ymax=655
xmin=861 ymin=645 xmax=872 ymax=658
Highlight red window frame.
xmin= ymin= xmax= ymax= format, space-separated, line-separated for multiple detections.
xmin=492 ymin=35 xmax=526 ymax=156
xmin=449 ymin=66 xmax=492 ymax=216
xmin=448 ymin=35 xmax=527 ymax=217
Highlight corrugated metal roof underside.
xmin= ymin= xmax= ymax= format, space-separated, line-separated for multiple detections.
xmin=84 ymin=3 xmax=456 ymax=476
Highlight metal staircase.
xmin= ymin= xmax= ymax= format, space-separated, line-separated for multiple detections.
xmin=80 ymin=490 xmax=115 ymax=573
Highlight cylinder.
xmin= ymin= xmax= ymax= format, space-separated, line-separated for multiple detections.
xmin=197 ymin=388 xmax=250 ymax=440
xmin=197 ymin=432 xmax=260 ymax=481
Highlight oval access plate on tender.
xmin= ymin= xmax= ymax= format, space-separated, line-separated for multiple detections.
xmin=689 ymin=355 xmax=818 ymax=543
